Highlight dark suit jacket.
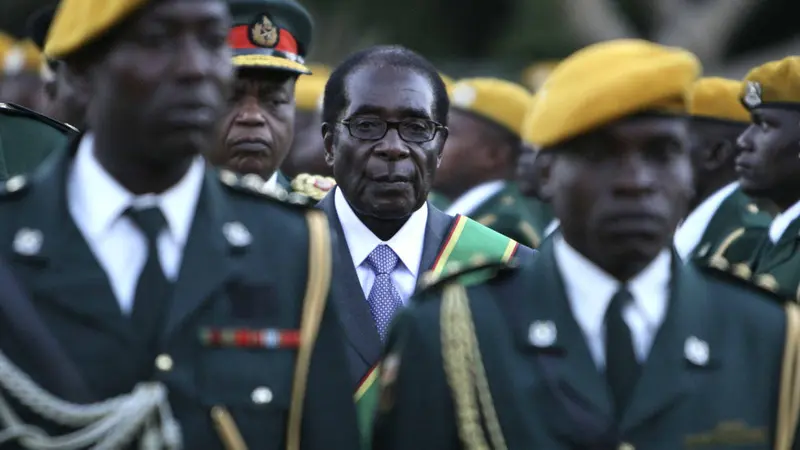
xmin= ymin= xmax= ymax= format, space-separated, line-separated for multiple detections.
xmin=317 ymin=189 xmax=455 ymax=387
xmin=374 ymin=238 xmax=792 ymax=450
xmin=0 ymin=138 xmax=360 ymax=450
xmin=319 ymin=189 xmax=536 ymax=387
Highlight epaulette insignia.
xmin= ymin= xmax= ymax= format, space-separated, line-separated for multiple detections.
xmin=698 ymin=260 xmax=784 ymax=300
xmin=417 ymin=255 xmax=519 ymax=292
xmin=290 ymin=173 xmax=336 ymax=201
xmin=218 ymin=170 xmax=310 ymax=207
xmin=0 ymin=175 xmax=29 ymax=198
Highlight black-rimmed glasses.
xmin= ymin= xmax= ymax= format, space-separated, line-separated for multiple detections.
xmin=340 ymin=116 xmax=445 ymax=143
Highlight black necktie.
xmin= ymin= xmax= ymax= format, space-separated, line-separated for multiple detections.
xmin=604 ymin=286 xmax=641 ymax=419
xmin=126 ymin=206 xmax=173 ymax=348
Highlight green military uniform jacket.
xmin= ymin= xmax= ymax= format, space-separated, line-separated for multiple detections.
xmin=373 ymin=238 xmax=794 ymax=450
xmin=680 ymin=185 xmax=771 ymax=267
xmin=0 ymin=136 xmax=360 ymax=449
xmin=727 ymin=214 xmax=800 ymax=302
xmin=0 ymin=102 xmax=76 ymax=181
xmin=468 ymin=182 xmax=543 ymax=249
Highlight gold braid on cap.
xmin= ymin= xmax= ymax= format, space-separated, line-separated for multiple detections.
xmin=441 ymin=283 xmax=508 ymax=450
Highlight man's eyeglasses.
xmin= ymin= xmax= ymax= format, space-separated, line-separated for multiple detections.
xmin=339 ymin=117 xmax=445 ymax=143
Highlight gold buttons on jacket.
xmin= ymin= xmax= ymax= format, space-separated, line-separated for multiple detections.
xmin=155 ymin=354 xmax=174 ymax=372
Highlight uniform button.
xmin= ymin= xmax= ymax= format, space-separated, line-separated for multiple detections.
xmin=619 ymin=443 xmax=635 ymax=450
xmin=251 ymin=387 xmax=273 ymax=405
xmin=155 ymin=354 xmax=173 ymax=372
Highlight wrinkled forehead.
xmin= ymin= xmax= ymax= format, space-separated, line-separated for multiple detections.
xmin=343 ymin=65 xmax=435 ymax=120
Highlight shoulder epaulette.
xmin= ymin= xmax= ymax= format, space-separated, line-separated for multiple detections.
xmin=696 ymin=255 xmax=786 ymax=301
xmin=0 ymin=102 xmax=78 ymax=135
xmin=290 ymin=173 xmax=336 ymax=201
xmin=417 ymin=256 xmax=520 ymax=292
xmin=0 ymin=174 xmax=30 ymax=199
xmin=218 ymin=170 xmax=312 ymax=208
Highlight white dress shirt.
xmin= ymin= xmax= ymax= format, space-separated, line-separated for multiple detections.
xmin=544 ymin=219 xmax=560 ymax=238
xmin=445 ymin=180 xmax=506 ymax=216
xmin=67 ymin=134 xmax=205 ymax=313
xmin=769 ymin=198 xmax=800 ymax=243
xmin=264 ymin=172 xmax=278 ymax=192
xmin=334 ymin=188 xmax=428 ymax=303
xmin=554 ymin=235 xmax=671 ymax=369
xmin=673 ymin=182 xmax=739 ymax=261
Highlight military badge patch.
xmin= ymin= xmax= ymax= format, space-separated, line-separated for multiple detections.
xmin=249 ymin=13 xmax=280 ymax=48
xmin=743 ymin=81 xmax=762 ymax=108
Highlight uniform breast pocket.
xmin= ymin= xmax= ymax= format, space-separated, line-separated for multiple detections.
xmin=198 ymin=346 xmax=296 ymax=449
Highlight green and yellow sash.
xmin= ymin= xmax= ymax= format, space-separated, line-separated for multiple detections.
xmin=354 ymin=215 xmax=519 ymax=447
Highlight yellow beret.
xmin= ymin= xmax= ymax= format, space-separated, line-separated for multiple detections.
xmin=741 ymin=57 xmax=800 ymax=109
xmin=45 ymin=0 xmax=148 ymax=58
xmin=0 ymin=34 xmax=47 ymax=77
xmin=295 ymin=73 xmax=328 ymax=112
xmin=448 ymin=77 xmax=532 ymax=137
xmin=521 ymin=60 xmax=559 ymax=92
xmin=527 ymin=39 xmax=701 ymax=149
xmin=687 ymin=77 xmax=749 ymax=123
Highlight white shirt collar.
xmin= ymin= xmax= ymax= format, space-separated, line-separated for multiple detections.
xmin=770 ymin=198 xmax=800 ymax=243
xmin=673 ymin=182 xmax=739 ymax=261
xmin=264 ymin=172 xmax=279 ymax=192
xmin=68 ymin=133 xmax=205 ymax=245
xmin=334 ymin=187 xmax=428 ymax=275
xmin=445 ymin=180 xmax=506 ymax=216
xmin=554 ymin=234 xmax=671 ymax=340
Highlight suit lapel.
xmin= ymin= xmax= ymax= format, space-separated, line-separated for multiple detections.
xmin=419 ymin=204 xmax=455 ymax=272
xmin=508 ymin=239 xmax=613 ymax=419
xmin=12 ymin=137 xmax=134 ymax=343
xmin=620 ymin=257 xmax=718 ymax=432
xmin=317 ymin=191 xmax=382 ymax=366
xmin=162 ymin=171 xmax=242 ymax=339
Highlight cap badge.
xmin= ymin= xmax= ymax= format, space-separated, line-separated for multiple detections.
xmin=743 ymin=81 xmax=762 ymax=108
xmin=250 ymin=14 xmax=280 ymax=48
xmin=451 ymin=84 xmax=477 ymax=108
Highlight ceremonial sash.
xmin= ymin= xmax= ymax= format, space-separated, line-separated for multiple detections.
xmin=354 ymin=215 xmax=519 ymax=447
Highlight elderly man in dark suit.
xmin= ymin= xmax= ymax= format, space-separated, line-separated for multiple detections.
xmin=317 ymin=45 xmax=535 ymax=403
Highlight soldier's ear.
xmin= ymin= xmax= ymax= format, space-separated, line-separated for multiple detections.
xmin=702 ymin=139 xmax=734 ymax=172
xmin=322 ymin=122 xmax=335 ymax=167
xmin=535 ymin=151 xmax=556 ymax=202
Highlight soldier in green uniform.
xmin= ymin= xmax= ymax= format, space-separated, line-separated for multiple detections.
xmin=673 ymin=77 xmax=772 ymax=267
xmin=433 ymin=77 xmax=542 ymax=248
xmin=0 ymin=33 xmax=48 ymax=113
xmin=373 ymin=40 xmax=800 ymax=450
xmin=730 ymin=57 xmax=800 ymax=300
xmin=205 ymin=0 xmax=335 ymax=204
xmin=0 ymin=0 xmax=360 ymax=449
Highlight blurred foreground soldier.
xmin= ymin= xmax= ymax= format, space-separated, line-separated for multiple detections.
xmin=734 ymin=57 xmax=800 ymax=301
xmin=674 ymin=77 xmax=771 ymax=266
xmin=27 ymin=5 xmax=87 ymax=130
xmin=0 ymin=34 xmax=49 ymax=113
xmin=373 ymin=40 xmax=800 ymax=450
xmin=206 ymin=0 xmax=334 ymax=203
xmin=316 ymin=45 xmax=534 ymax=443
xmin=0 ymin=0 xmax=359 ymax=449
xmin=435 ymin=78 xmax=541 ymax=248
xmin=281 ymin=63 xmax=333 ymax=180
